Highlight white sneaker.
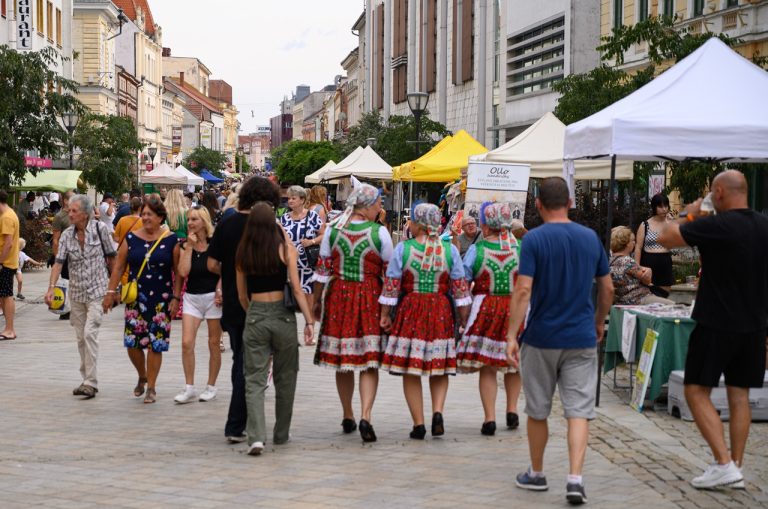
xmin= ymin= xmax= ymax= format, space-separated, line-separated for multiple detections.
xmin=199 ymin=385 xmax=217 ymax=402
xmin=247 ymin=441 xmax=264 ymax=456
xmin=173 ymin=385 xmax=198 ymax=404
xmin=691 ymin=461 xmax=743 ymax=489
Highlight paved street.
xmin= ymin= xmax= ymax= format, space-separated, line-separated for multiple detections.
xmin=1 ymin=269 xmax=766 ymax=508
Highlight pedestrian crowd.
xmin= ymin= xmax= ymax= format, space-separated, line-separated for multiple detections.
xmin=0 ymin=169 xmax=765 ymax=505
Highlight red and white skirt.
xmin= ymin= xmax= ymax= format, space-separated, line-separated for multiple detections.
xmin=314 ymin=278 xmax=383 ymax=371
xmin=456 ymin=294 xmax=516 ymax=373
xmin=382 ymin=292 xmax=456 ymax=376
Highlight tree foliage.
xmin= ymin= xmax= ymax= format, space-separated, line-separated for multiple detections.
xmin=74 ymin=113 xmax=142 ymax=194
xmin=234 ymin=152 xmax=251 ymax=173
xmin=0 ymin=46 xmax=83 ymax=188
xmin=272 ymin=140 xmax=339 ymax=185
xmin=183 ymin=146 xmax=227 ymax=177
xmin=337 ymin=110 xmax=451 ymax=167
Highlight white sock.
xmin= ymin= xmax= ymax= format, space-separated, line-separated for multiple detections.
xmin=529 ymin=467 xmax=544 ymax=478
xmin=567 ymin=474 xmax=583 ymax=485
xmin=186 ymin=384 xmax=195 ymax=391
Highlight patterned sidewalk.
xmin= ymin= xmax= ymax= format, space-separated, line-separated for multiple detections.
xmin=0 ymin=270 xmax=765 ymax=508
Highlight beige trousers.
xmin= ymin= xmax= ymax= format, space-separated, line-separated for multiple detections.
xmin=69 ymin=299 xmax=104 ymax=388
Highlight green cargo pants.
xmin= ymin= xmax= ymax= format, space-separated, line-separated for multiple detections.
xmin=243 ymin=300 xmax=299 ymax=445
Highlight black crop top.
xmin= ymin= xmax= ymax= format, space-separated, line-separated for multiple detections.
xmin=185 ymin=245 xmax=219 ymax=295
xmin=246 ymin=262 xmax=288 ymax=294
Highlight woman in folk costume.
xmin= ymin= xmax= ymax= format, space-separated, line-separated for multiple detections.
xmin=312 ymin=183 xmax=393 ymax=443
xmin=456 ymin=202 xmax=522 ymax=435
xmin=379 ymin=203 xmax=472 ymax=440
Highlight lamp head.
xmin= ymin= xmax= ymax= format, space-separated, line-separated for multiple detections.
xmin=147 ymin=146 xmax=157 ymax=159
xmin=407 ymin=92 xmax=429 ymax=116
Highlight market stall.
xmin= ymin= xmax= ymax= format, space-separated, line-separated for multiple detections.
xmin=140 ymin=163 xmax=187 ymax=185
xmin=304 ymin=159 xmax=337 ymax=184
xmin=10 ymin=169 xmax=83 ymax=193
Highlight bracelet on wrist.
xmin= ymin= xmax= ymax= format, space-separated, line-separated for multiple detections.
xmin=106 ymin=290 xmax=117 ymax=294
xmin=170 ymin=295 xmax=180 ymax=301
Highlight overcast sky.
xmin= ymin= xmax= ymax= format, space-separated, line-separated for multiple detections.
xmin=150 ymin=0 xmax=364 ymax=134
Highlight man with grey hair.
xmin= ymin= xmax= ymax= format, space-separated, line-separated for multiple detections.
xmin=45 ymin=195 xmax=116 ymax=399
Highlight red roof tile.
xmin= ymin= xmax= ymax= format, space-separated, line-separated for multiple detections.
xmin=112 ymin=0 xmax=155 ymax=36
xmin=168 ymin=77 xmax=223 ymax=115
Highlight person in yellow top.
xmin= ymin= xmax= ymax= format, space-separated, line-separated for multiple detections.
xmin=112 ymin=197 xmax=143 ymax=286
xmin=0 ymin=190 xmax=21 ymax=340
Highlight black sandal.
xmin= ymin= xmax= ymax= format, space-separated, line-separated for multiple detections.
xmin=134 ymin=377 xmax=147 ymax=397
xmin=359 ymin=419 xmax=377 ymax=443
xmin=143 ymin=388 xmax=156 ymax=404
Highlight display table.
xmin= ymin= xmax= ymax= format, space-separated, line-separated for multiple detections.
xmin=668 ymin=283 xmax=698 ymax=305
xmin=604 ymin=305 xmax=696 ymax=401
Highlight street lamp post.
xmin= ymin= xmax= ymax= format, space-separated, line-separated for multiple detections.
xmin=62 ymin=111 xmax=80 ymax=169
xmin=405 ymin=92 xmax=430 ymax=221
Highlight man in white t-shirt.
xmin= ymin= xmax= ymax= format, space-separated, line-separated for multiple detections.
xmin=98 ymin=193 xmax=116 ymax=235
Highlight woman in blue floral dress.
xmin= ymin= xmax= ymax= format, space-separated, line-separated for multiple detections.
xmin=104 ymin=195 xmax=181 ymax=403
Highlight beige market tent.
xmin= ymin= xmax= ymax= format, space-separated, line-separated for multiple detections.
xmin=304 ymin=159 xmax=337 ymax=184
xmin=140 ymin=162 xmax=187 ymax=185
xmin=321 ymin=146 xmax=392 ymax=181
xmin=474 ymin=112 xmax=633 ymax=180
xmin=175 ymin=164 xmax=205 ymax=187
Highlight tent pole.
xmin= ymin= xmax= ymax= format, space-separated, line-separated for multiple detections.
xmin=604 ymin=155 xmax=617 ymax=252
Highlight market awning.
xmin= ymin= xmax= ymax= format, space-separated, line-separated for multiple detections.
xmin=305 ymin=160 xmax=337 ymax=184
xmin=398 ymin=130 xmax=487 ymax=182
xmin=175 ymin=165 xmax=205 ymax=187
xmin=141 ymin=163 xmax=187 ymax=185
xmin=200 ymin=170 xmax=224 ymax=183
xmin=11 ymin=170 xmax=82 ymax=193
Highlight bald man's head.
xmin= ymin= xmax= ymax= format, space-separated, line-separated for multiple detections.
xmin=711 ymin=169 xmax=748 ymax=212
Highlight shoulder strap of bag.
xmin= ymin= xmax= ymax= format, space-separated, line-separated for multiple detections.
xmin=135 ymin=232 xmax=168 ymax=281
xmin=641 ymin=220 xmax=649 ymax=252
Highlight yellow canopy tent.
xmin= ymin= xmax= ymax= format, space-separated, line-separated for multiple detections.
xmin=398 ymin=130 xmax=487 ymax=182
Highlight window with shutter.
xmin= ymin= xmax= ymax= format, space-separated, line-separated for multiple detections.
xmin=376 ymin=3 xmax=384 ymax=110
xmin=1 ymin=0 xmax=6 ymax=19
xmin=36 ymin=0 xmax=43 ymax=34
xmin=452 ymin=0 xmax=474 ymax=85
xmin=392 ymin=0 xmax=408 ymax=104
xmin=46 ymin=0 xmax=52 ymax=41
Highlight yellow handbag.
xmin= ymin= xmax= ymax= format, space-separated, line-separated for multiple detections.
xmin=121 ymin=232 xmax=167 ymax=305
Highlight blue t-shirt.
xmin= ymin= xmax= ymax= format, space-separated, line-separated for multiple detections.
xmin=519 ymin=222 xmax=609 ymax=349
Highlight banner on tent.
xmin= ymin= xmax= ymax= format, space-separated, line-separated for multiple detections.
xmin=464 ymin=162 xmax=530 ymax=225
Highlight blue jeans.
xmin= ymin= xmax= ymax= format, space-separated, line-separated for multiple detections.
xmin=223 ymin=320 xmax=247 ymax=436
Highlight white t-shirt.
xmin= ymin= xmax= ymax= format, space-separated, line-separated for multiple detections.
xmin=99 ymin=202 xmax=116 ymax=234
xmin=18 ymin=251 xmax=30 ymax=272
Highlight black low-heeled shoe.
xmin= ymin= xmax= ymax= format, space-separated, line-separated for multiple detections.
xmin=431 ymin=412 xmax=444 ymax=437
xmin=506 ymin=412 xmax=520 ymax=430
xmin=341 ymin=418 xmax=357 ymax=434
xmin=481 ymin=421 xmax=496 ymax=436
xmin=359 ymin=419 xmax=377 ymax=443
xmin=409 ymin=424 xmax=427 ymax=440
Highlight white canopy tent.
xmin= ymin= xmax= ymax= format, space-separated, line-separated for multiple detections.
xmin=563 ymin=37 xmax=768 ymax=248
xmin=322 ymin=146 xmax=393 ymax=182
xmin=305 ymin=160 xmax=337 ymax=184
xmin=175 ymin=165 xmax=205 ymax=187
xmin=474 ymin=112 xmax=633 ymax=180
xmin=564 ymin=38 xmax=768 ymax=163
xmin=140 ymin=162 xmax=187 ymax=185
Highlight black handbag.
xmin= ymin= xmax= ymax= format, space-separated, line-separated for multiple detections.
xmin=304 ymin=244 xmax=320 ymax=269
xmin=283 ymin=283 xmax=299 ymax=312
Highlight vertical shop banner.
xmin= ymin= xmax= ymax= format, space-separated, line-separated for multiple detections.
xmin=17 ymin=0 xmax=33 ymax=50
xmin=464 ymin=162 xmax=530 ymax=225
xmin=172 ymin=127 xmax=182 ymax=155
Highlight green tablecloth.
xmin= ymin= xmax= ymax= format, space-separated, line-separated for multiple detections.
xmin=604 ymin=306 xmax=696 ymax=401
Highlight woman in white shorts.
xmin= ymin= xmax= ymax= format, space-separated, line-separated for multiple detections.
xmin=174 ymin=206 xmax=223 ymax=404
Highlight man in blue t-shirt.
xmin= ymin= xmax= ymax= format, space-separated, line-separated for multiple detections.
xmin=506 ymin=177 xmax=613 ymax=505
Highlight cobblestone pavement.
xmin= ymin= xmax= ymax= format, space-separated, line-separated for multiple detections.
xmin=0 ymin=270 xmax=765 ymax=508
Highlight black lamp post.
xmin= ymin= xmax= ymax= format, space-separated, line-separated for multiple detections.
xmin=147 ymin=146 xmax=157 ymax=170
xmin=62 ymin=111 xmax=79 ymax=169
xmin=405 ymin=92 xmax=430 ymax=219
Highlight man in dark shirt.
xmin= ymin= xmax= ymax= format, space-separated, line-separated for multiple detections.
xmin=207 ymin=176 xmax=281 ymax=443
xmin=113 ymin=189 xmax=141 ymax=227
xmin=660 ymin=170 xmax=768 ymax=490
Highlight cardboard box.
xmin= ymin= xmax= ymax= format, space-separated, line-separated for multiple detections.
xmin=668 ymin=370 xmax=768 ymax=421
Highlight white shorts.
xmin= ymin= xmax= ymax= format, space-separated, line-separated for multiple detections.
xmin=182 ymin=292 xmax=222 ymax=320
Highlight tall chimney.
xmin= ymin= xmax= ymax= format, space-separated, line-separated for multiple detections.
xmin=179 ymin=72 xmax=185 ymax=86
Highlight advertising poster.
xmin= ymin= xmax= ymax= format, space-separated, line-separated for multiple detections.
xmin=630 ymin=328 xmax=659 ymax=412
xmin=464 ymin=162 xmax=530 ymax=224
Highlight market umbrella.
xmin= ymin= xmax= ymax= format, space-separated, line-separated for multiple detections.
xmin=11 ymin=170 xmax=82 ymax=193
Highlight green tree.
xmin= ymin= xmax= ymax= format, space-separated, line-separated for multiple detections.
xmin=337 ymin=110 xmax=451 ymax=166
xmin=273 ymin=140 xmax=339 ymax=185
xmin=74 ymin=114 xmax=143 ymax=194
xmin=0 ymin=46 xmax=83 ymax=188
xmin=183 ymin=146 xmax=227 ymax=177
xmin=234 ymin=152 xmax=251 ymax=173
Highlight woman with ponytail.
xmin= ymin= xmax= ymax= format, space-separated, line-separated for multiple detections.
xmin=379 ymin=203 xmax=472 ymax=440
xmin=455 ymin=202 xmax=523 ymax=436
xmin=312 ymin=183 xmax=393 ymax=443
xmin=235 ymin=202 xmax=314 ymax=456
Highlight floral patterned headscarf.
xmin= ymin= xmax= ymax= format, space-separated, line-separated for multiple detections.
xmin=331 ymin=183 xmax=380 ymax=229
xmin=481 ymin=202 xmax=515 ymax=251
xmin=412 ymin=203 xmax=445 ymax=271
